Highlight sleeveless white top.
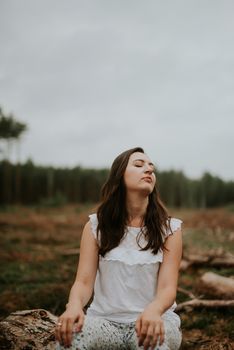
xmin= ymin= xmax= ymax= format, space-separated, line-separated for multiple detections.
xmin=87 ymin=214 xmax=183 ymax=323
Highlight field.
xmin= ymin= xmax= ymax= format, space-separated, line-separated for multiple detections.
xmin=0 ymin=205 xmax=234 ymax=349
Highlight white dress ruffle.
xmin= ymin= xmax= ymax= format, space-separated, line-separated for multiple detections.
xmin=89 ymin=214 xmax=182 ymax=266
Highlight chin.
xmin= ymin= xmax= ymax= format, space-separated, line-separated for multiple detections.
xmin=140 ymin=185 xmax=153 ymax=196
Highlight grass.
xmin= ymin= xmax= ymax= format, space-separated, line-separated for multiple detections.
xmin=183 ymin=228 xmax=234 ymax=255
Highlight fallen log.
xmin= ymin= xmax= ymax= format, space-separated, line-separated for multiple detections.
xmin=180 ymin=254 xmax=234 ymax=270
xmin=0 ymin=309 xmax=58 ymax=349
xmin=199 ymin=272 xmax=234 ymax=299
xmin=176 ymin=298 xmax=234 ymax=312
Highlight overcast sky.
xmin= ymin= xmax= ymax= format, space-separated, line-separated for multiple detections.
xmin=1 ymin=0 xmax=234 ymax=180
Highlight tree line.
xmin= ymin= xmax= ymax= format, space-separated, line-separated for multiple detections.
xmin=1 ymin=106 xmax=233 ymax=208
xmin=0 ymin=160 xmax=233 ymax=208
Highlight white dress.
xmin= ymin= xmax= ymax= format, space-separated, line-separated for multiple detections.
xmin=87 ymin=214 xmax=183 ymax=326
xmin=56 ymin=214 xmax=183 ymax=350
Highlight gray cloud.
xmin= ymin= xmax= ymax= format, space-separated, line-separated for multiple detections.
xmin=0 ymin=0 xmax=234 ymax=179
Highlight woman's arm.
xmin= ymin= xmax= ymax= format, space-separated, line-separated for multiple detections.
xmin=55 ymin=221 xmax=99 ymax=347
xmin=150 ymin=226 xmax=183 ymax=314
xmin=136 ymin=228 xmax=182 ymax=350
xmin=66 ymin=221 xmax=99 ymax=310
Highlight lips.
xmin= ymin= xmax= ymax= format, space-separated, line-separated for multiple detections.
xmin=142 ymin=177 xmax=153 ymax=183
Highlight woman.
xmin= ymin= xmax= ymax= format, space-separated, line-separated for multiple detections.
xmin=55 ymin=147 xmax=183 ymax=350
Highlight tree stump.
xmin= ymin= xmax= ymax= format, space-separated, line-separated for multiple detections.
xmin=0 ymin=309 xmax=58 ymax=349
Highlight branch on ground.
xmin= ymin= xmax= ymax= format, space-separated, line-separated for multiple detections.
xmin=176 ymin=298 xmax=234 ymax=312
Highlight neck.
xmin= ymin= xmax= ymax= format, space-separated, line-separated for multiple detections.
xmin=126 ymin=192 xmax=149 ymax=227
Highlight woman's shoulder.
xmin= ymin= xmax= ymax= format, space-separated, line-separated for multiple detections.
xmin=165 ymin=217 xmax=183 ymax=237
xmin=88 ymin=213 xmax=98 ymax=239
xmin=89 ymin=213 xmax=97 ymax=222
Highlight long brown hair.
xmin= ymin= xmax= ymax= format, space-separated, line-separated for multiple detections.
xmin=97 ymin=147 xmax=171 ymax=256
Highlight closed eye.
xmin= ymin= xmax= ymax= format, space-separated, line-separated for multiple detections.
xmin=133 ymin=160 xmax=156 ymax=171
xmin=133 ymin=160 xmax=144 ymax=167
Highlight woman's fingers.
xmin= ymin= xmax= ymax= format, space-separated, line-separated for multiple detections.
xmin=135 ymin=317 xmax=142 ymax=337
xmin=55 ymin=319 xmax=63 ymax=343
xmin=76 ymin=313 xmax=84 ymax=332
xmin=55 ymin=310 xmax=85 ymax=347
xmin=66 ymin=318 xmax=74 ymax=347
xmin=138 ymin=321 xmax=149 ymax=346
xmin=158 ymin=322 xmax=165 ymax=345
xmin=150 ymin=324 xmax=161 ymax=349
xmin=142 ymin=324 xmax=155 ymax=350
xmin=60 ymin=320 xmax=68 ymax=347
xmin=55 ymin=317 xmax=75 ymax=347
xmin=150 ymin=323 xmax=165 ymax=349
xmin=136 ymin=318 xmax=165 ymax=350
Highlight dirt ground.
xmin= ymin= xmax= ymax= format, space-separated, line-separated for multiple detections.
xmin=0 ymin=204 xmax=233 ymax=349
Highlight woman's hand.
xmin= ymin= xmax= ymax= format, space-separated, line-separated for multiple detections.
xmin=135 ymin=302 xmax=165 ymax=350
xmin=55 ymin=306 xmax=85 ymax=348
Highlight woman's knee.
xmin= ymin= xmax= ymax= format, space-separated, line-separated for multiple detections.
xmin=162 ymin=318 xmax=182 ymax=350
xmin=129 ymin=320 xmax=181 ymax=350
xmin=71 ymin=316 xmax=123 ymax=350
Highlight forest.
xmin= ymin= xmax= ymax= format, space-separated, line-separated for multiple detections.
xmin=1 ymin=160 xmax=234 ymax=209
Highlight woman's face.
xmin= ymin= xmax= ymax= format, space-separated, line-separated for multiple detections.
xmin=123 ymin=152 xmax=156 ymax=195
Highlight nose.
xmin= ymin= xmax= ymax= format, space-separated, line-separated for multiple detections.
xmin=144 ymin=164 xmax=153 ymax=174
